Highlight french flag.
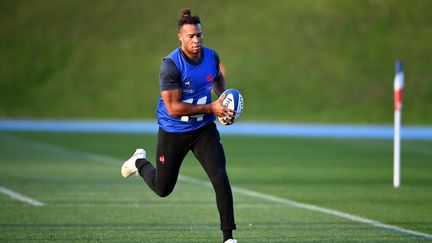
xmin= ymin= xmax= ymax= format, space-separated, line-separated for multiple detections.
xmin=393 ymin=60 xmax=404 ymax=188
xmin=394 ymin=60 xmax=404 ymax=111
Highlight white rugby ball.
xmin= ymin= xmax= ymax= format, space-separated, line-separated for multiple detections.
xmin=218 ymin=89 xmax=244 ymax=125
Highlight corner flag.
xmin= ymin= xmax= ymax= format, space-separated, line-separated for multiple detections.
xmin=393 ymin=60 xmax=404 ymax=188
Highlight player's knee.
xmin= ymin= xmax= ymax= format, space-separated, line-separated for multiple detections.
xmin=211 ymin=170 xmax=229 ymax=187
xmin=157 ymin=192 xmax=171 ymax=198
xmin=156 ymin=186 xmax=174 ymax=198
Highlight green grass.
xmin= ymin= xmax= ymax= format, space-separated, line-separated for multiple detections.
xmin=1 ymin=0 xmax=432 ymax=123
xmin=1 ymin=131 xmax=431 ymax=242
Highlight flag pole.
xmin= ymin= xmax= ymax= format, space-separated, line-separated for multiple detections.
xmin=393 ymin=109 xmax=401 ymax=188
xmin=393 ymin=60 xmax=404 ymax=188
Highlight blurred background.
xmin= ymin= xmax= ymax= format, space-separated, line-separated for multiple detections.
xmin=1 ymin=0 xmax=431 ymax=124
xmin=1 ymin=2 xmax=432 ymax=241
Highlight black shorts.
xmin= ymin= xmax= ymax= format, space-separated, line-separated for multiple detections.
xmin=152 ymin=122 xmax=226 ymax=196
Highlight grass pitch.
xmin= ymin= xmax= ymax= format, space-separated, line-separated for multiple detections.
xmin=0 ymin=131 xmax=431 ymax=242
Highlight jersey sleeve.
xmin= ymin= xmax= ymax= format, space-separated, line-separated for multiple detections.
xmin=159 ymin=58 xmax=182 ymax=91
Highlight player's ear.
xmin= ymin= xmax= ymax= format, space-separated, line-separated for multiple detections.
xmin=178 ymin=33 xmax=182 ymax=41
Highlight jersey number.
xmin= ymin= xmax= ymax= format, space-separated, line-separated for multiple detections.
xmin=181 ymin=96 xmax=207 ymax=122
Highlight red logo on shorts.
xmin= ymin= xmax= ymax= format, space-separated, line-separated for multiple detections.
xmin=206 ymin=73 xmax=213 ymax=82
xmin=159 ymin=155 xmax=165 ymax=164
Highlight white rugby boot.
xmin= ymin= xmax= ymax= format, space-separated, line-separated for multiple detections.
xmin=224 ymin=239 xmax=238 ymax=243
xmin=121 ymin=149 xmax=146 ymax=177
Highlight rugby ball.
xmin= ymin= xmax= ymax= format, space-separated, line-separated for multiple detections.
xmin=218 ymin=89 xmax=244 ymax=125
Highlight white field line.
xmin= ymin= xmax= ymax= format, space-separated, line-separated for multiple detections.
xmin=0 ymin=186 xmax=45 ymax=206
xmin=179 ymin=176 xmax=432 ymax=240
xmin=1 ymin=133 xmax=432 ymax=240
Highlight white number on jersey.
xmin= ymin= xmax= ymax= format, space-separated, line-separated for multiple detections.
xmin=180 ymin=96 xmax=207 ymax=122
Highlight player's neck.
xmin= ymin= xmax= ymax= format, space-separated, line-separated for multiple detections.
xmin=181 ymin=47 xmax=200 ymax=61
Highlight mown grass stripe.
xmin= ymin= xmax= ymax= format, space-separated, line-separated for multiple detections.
xmin=2 ymin=133 xmax=432 ymax=240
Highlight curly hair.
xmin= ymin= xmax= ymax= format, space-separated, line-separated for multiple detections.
xmin=177 ymin=8 xmax=201 ymax=29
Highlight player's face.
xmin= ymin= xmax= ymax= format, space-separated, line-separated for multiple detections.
xmin=178 ymin=24 xmax=203 ymax=59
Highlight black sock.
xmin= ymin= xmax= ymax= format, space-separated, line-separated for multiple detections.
xmin=135 ymin=158 xmax=150 ymax=176
xmin=223 ymin=230 xmax=232 ymax=242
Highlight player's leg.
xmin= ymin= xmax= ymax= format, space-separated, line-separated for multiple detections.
xmin=191 ymin=123 xmax=236 ymax=241
xmin=136 ymin=128 xmax=190 ymax=197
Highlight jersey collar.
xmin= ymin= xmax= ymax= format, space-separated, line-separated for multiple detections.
xmin=179 ymin=47 xmax=204 ymax=66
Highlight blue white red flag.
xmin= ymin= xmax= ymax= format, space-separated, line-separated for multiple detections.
xmin=394 ymin=61 xmax=404 ymax=111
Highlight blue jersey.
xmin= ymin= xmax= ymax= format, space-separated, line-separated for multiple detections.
xmin=157 ymin=47 xmax=218 ymax=133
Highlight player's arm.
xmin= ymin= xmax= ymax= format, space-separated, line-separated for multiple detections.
xmin=213 ymin=70 xmax=226 ymax=97
xmin=161 ymin=89 xmax=229 ymax=117
xmin=212 ymin=51 xmax=226 ymax=96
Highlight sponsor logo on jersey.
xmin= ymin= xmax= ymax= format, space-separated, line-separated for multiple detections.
xmin=184 ymin=80 xmax=191 ymax=88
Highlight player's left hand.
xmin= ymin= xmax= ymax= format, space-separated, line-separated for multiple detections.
xmin=211 ymin=94 xmax=236 ymax=119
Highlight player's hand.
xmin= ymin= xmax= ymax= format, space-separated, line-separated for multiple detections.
xmin=211 ymin=94 xmax=236 ymax=119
